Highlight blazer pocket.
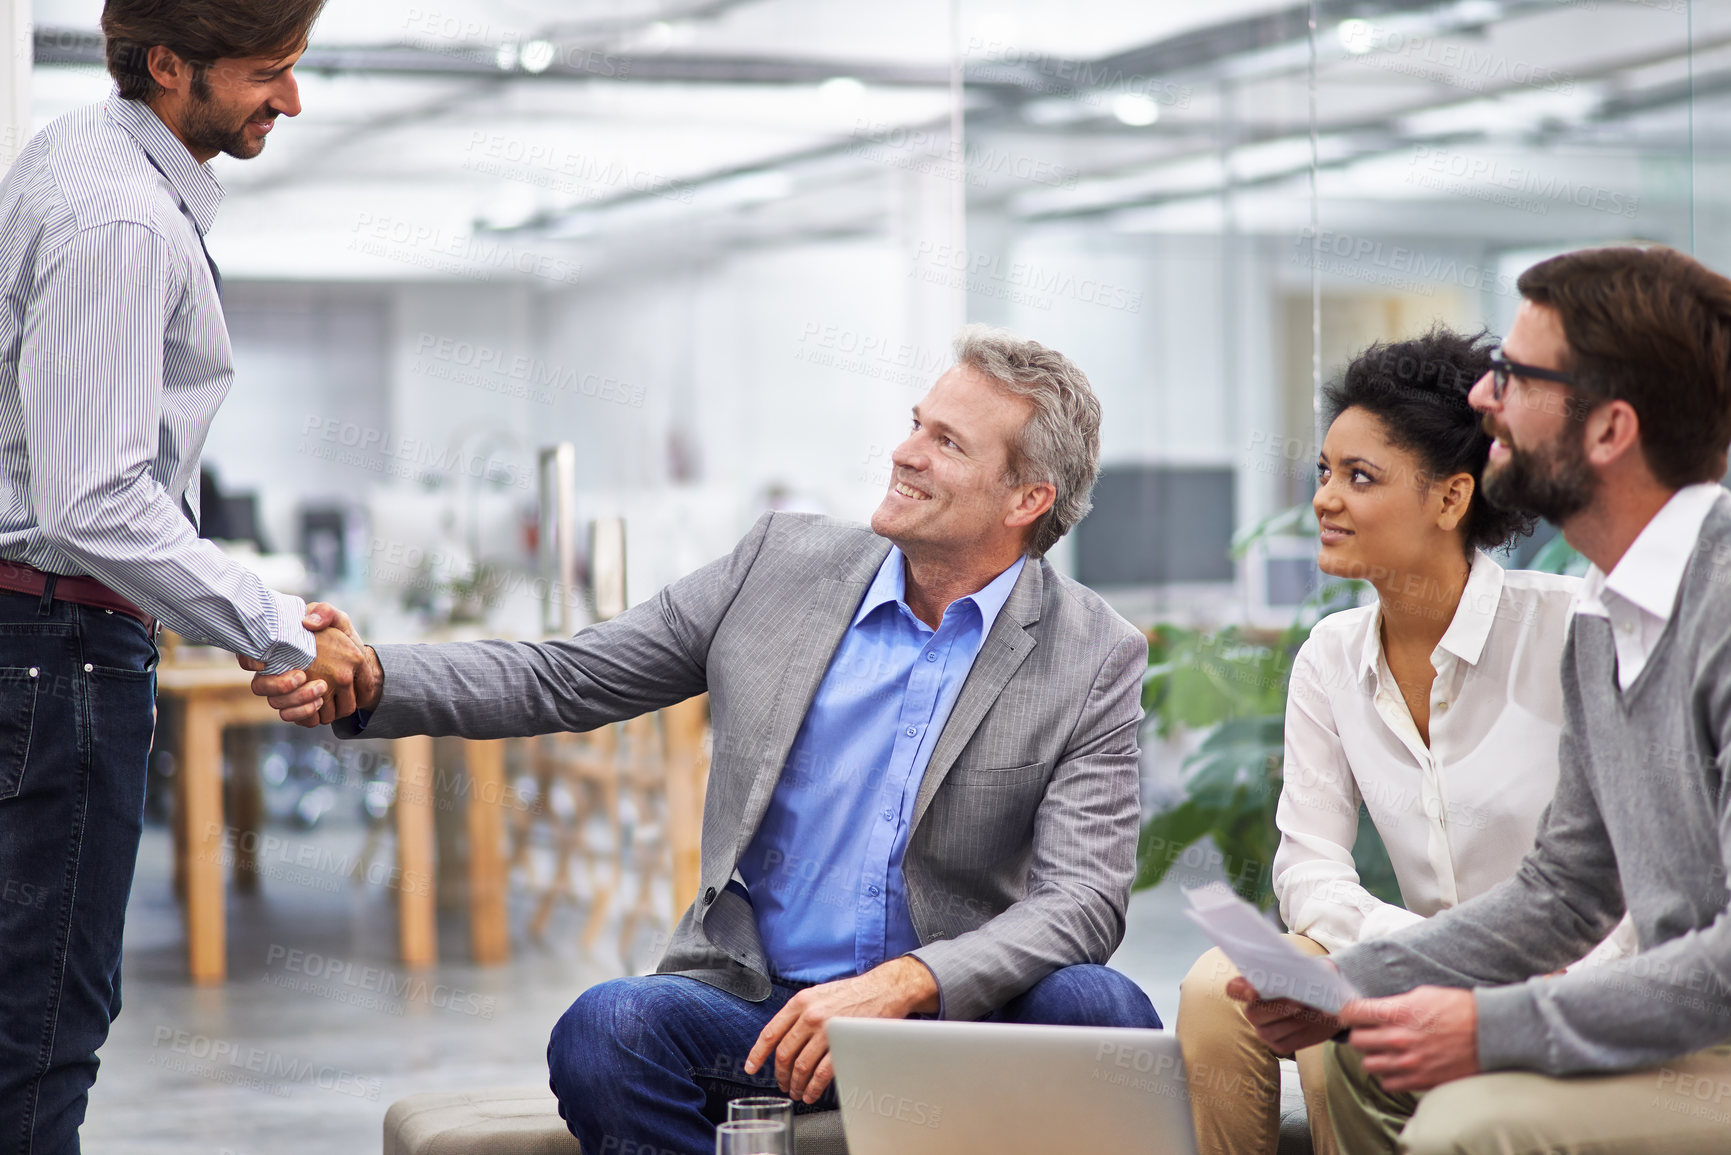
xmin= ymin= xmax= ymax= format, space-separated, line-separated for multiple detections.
xmin=944 ymin=760 xmax=1046 ymax=787
xmin=922 ymin=760 xmax=1047 ymax=870
xmin=0 ymin=667 xmax=41 ymax=802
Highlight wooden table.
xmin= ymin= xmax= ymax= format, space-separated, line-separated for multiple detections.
xmin=157 ymin=664 xmax=510 ymax=985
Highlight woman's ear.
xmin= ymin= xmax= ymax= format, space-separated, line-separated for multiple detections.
xmin=1437 ymin=471 xmax=1474 ymax=533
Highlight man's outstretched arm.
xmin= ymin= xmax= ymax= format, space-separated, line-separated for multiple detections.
xmin=249 ymin=512 xmax=778 ymax=737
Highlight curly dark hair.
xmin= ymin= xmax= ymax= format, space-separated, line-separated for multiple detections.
xmin=1323 ymin=326 xmax=1538 ymax=554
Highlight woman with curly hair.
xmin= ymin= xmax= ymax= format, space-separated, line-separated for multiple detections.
xmin=1174 ymin=327 xmax=1630 ymax=1155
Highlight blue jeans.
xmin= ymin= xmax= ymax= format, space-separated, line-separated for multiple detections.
xmin=0 ymin=592 xmax=158 ymax=1155
xmin=548 ymin=964 xmax=1161 ymax=1155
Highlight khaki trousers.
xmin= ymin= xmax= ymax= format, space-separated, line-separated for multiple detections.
xmin=1327 ymin=1036 xmax=1731 ymax=1154
xmin=1177 ymin=935 xmax=1339 ymax=1155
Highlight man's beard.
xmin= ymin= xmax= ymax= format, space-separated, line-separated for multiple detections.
xmin=1481 ymin=419 xmax=1599 ymax=523
xmin=181 ymin=76 xmax=271 ymax=160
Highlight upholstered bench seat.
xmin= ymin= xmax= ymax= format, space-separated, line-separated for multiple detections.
xmin=382 ymin=1087 xmax=849 ymax=1155
xmin=383 ymin=1073 xmax=1312 ymax=1155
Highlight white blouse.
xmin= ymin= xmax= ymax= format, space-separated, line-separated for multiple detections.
xmin=1272 ymin=550 xmax=1625 ymax=956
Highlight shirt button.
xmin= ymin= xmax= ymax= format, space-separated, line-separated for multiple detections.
xmin=882 ymin=809 xmax=895 ymax=822
xmin=905 ymin=726 xmax=918 ymax=737
xmin=867 ymin=885 xmax=880 ymax=897
xmin=1435 ymin=700 xmax=1448 ymax=711
xmin=84 ymin=663 xmax=93 ymax=673
xmin=926 ymin=652 xmax=937 ymax=662
xmin=1619 ymin=619 xmax=1635 ymax=634
xmin=27 ymin=668 xmax=37 ymax=678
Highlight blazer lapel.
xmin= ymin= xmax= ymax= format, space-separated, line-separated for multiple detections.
xmin=911 ymin=558 xmax=1044 ymax=830
xmin=726 ymin=540 xmax=892 ymax=865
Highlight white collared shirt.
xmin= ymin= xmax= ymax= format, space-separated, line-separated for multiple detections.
xmin=1273 ymin=550 xmax=1587 ymax=953
xmin=1574 ymin=483 xmax=1726 ymax=690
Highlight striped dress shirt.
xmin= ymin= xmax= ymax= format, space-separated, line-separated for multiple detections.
xmin=0 ymin=94 xmax=315 ymax=673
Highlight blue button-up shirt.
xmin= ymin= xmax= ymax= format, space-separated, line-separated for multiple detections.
xmin=737 ymin=547 xmax=1025 ymax=983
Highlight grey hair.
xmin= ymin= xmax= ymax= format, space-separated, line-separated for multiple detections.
xmin=952 ymin=324 xmax=1102 ymax=557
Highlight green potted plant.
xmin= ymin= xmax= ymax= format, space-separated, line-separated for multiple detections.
xmin=1133 ymin=506 xmax=1392 ymax=912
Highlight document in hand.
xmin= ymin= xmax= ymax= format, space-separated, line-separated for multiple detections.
xmin=1182 ymin=883 xmax=1361 ymax=1015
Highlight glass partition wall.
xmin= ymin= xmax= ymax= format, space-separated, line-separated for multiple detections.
xmin=112 ymin=0 xmax=1704 ymax=629
xmin=951 ymin=0 xmax=1713 ymax=621
xmin=162 ymin=0 xmax=1703 ymax=626
xmin=21 ymin=0 xmax=1716 ymax=653
xmin=19 ymin=1 xmax=1707 ymax=630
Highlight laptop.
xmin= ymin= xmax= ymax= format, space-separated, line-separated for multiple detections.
xmin=827 ymin=1018 xmax=1199 ymax=1155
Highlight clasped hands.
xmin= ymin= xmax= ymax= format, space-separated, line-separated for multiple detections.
xmin=239 ymin=603 xmax=382 ymax=726
xmin=1228 ymin=968 xmax=1480 ymax=1093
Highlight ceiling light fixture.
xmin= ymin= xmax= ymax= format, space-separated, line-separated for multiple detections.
xmin=477 ymin=184 xmax=540 ymax=231
xmin=1112 ymin=93 xmax=1158 ymax=127
xmin=1337 ymin=18 xmax=1376 ymax=55
xmin=1453 ymin=0 xmax=1503 ymax=24
xmin=521 ymin=40 xmax=557 ymax=74
xmin=819 ymin=76 xmax=866 ymax=103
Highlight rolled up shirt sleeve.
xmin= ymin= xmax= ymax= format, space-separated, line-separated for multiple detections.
xmin=17 ymin=223 xmax=315 ymax=672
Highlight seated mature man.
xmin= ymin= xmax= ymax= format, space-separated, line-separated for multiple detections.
xmin=1236 ymin=246 xmax=1731 ymax=1155
xmin=249 ymin=325 xmax=1159 ymax=1155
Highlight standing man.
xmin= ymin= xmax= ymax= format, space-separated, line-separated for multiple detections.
xmin=254 ymin=327 xmax=1162 ymax=1155
xmin=1234 ymin=245 xmax=1731 ymax=1154
xmin=0 ymin=3 xmax=363 ymax=1150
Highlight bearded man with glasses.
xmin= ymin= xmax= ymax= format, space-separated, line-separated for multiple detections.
xmin=1478 ymin=350 xmax=1601 ymax=525
xmin=1234 ymin=245 xmax=1731 ymax=1155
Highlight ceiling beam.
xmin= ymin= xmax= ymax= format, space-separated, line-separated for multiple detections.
xmin=35 ymin=27 xmax=1022 ymax=94
xmin=28 ymin=2 xmax=1462 ymax=95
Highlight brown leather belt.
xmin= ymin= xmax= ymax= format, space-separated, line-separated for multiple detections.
xmin=0 ymin=559 xmax=155 ymax=630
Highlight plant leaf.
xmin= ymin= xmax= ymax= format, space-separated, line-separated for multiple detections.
xmin=1229 ymin=503 xmax=1317 ymax=559
xmin=1134 ymin=799 xmax=1221 ymax=891
xmin=1529 ymin=532 xmax=1588 ymax=576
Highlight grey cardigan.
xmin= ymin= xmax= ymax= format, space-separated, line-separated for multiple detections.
xmin=340 ymin=512 xmax=1149 ymax=1021
xmin=1334 ymin=495 xmax=1731 ymax=1074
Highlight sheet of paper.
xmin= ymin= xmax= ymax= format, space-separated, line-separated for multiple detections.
xmin=1181 ymin=882 xmax=1361 ymax=1015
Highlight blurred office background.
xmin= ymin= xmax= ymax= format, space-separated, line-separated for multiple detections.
xmin=3 ymin=0 xmax=1725 ymax=1151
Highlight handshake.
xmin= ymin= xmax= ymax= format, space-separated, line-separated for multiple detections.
xmin=238 ymin=604 xmax=386 ymax=726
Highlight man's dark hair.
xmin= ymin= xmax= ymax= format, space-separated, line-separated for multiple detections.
xmin=1518 ymin=245 xmax=1731 ymax=487
xmin=1324 ymin=326 xmax=1536 ymax=553
xmin=101 ymin=0 xmax=327 ymax=102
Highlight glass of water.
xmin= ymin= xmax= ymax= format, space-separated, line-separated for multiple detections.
xmin=714 ymin=1119 xmax=789 ymax=1155
xmin=727 ymin=1096 xmax=795 ymax=1132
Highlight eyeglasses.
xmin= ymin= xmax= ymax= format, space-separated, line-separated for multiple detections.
xmin=1488 ymin=350 xmax=1575 ymax=401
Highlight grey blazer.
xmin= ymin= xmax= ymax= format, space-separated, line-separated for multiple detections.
xmin=342 ymin=512 xmax=1149 ymax=1021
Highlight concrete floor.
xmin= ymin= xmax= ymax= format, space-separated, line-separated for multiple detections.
xmin=80 ymin=815 xmax=1219 ymax=1155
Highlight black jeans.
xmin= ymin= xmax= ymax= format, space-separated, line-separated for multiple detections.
xmin=0 ymin=591 xmax=158 ymax=1155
